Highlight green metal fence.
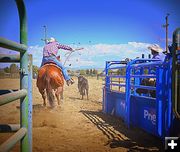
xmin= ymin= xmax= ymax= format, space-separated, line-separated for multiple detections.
xmin=0 ymin=0 xmax=32 ymax=152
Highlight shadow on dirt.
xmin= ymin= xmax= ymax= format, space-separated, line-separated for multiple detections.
xmin=80 ymin=110 xmax=163 ymax=152
xmin=69 ymin=97 xmax=82 ymax=100
xmin=69 ymin=97 xmax=102 ymax=104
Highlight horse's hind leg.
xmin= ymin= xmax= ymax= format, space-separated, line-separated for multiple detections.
xmin=40 ymin=89 xmax=47 ymax=107
xmin=56 ymin=87 xmax=63 ymax=105
xmin=60 ymin=88 xmax=63 ymax=100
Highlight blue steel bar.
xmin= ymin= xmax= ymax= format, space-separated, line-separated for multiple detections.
xmin=156 ymin=66 xmax=163 ymax=137
xmin=0 ymin=89 xmax=27 ymax=106
xmin=0 ymin=54 xmax=20 ymax=63
xmin=108 ymin=62 xmax=127 ymax=67
xmin=130 ymin=74 xmax=156 ymax=78
xmin=0 ymin=37 xmax=27 ymax=53
xmin=125 ymin=63 xmax=131 ymax=127
xmin=129 ymin=58 xmax=161 ymax=64
xmin=130 ymin=61 xmax=163 ymax=68
xmin=107 ymin=83 xmax=126 ymax=87
xmin=108 ymin=65 xmax=127 ymax=70
xmin=107 ymin=75 xmax=126 ymax=78
xmin=110 ymin=80 xmax=125 ymax=83
xmin=0 ymin=124 xmax=20 ymax=133
xmin=131 ymin=85 xmax=156 ymax=90
xmin=0 ymin=128 xmax=27 ymax=152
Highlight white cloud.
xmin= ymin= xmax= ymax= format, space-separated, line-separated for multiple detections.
xmin=28 ymin=42 xmax=153 ymax=68
xmin=28 ymin=45 xmax=43 ymax=66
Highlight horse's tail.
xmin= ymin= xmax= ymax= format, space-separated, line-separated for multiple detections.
xmin=45 ymin=74 xmax=55 ymax=107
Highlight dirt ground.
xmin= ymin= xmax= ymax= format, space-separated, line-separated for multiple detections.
xmin=0 ymin=78 xmax=163 ymax=152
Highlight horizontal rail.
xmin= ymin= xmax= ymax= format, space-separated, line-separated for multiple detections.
xmin=0 ymin=124 xmax=20 ymax=133
xmin=130 ymin=61 xmax=163 ymax=68
xmin=107 ymin=75 xmax=126 ymax=78
xmin=131 ymin=85 xmax=156 ymax=90
xmin=129 ymin=59 xmax=161 ymax=64
xmin=108 ymin=65 xmax=127 ymax=70
xmin=130 ymin=75 xmax=156 ymax=78
xmin=107 ymin=83 xmax=126 ymax=87
xmin=0 ymin=89 xmax=18 ymax=95
xmin=0 ymin=127 xmax=27 ymax=152
xmin=0 ymin=37 xmax=27 ymax=53
xmin=110 ymin=80 xmax=125 ymax=83
xmin=107 ymin=61 xmax=128 ymax=64
xmin=0 ymin=89 xmax=27 ymax=106
xmin=0 ymin=54 xmax=20 ymax=63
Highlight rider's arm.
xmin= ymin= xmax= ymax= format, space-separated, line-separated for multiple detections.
xmin=57 ymin=43 xmax=73 ymax=51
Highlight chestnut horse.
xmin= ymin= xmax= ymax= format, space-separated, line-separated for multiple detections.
xmin=36 ymin=64 xmax=64 ymax=107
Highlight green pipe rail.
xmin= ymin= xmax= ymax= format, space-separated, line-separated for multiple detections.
xmin=0 ymin=128 xmax=27 ymax=152
xmin=0 ymin=54 xmax=20 ymax=63
xmin=0 ymin=37 xmax=27 ymax=53
xmin=0 ymin=89 xmax=27 ymax=106
xmin=0 ymin=0 xmax=32 ymax=152
xmin=0 ymin=124 xmax=20 ymax=133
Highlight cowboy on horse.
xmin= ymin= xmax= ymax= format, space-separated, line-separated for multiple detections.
xmin=41 ymin=37 xmax=74 ymax=86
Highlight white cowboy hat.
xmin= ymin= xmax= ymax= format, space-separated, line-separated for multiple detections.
xmin=148 ymin=44 xmax=163 ymax=53
xmin=48 ymin=37 xmax=56 ymax=43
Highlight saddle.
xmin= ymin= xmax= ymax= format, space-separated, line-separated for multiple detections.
xmin=40 ymin=61 xmax=62 ymax=71
xmin=40 ymin=55 xmax=62 ymax=71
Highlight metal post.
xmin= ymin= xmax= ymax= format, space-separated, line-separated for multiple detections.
xmin=172 ymin=28 xmax=180 ymax=118
xmin=28 ymin=54 xmax=32 ymax=152
xmin=165 ymin=14 xmax=169 ymax=53
xmin=41 ymin=25 xmax=48 ymax=44
xmin=15 ymin=0 xmax=30 ymax=151
xmin=125 ymin=62 xmax=131 ymax=127
xmin=163 ymin=13 xmax=170 ymax=54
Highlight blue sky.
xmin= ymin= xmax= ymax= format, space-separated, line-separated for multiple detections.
xmin=0 ymin=0 xmax=180 ymax=69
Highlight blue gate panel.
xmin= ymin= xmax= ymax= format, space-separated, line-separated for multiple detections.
xmin=130 ymin=95 xmax=157 ymax=136
xmin=115 ymin=93 xmax=126 ymax=120
xmin=104 ymin=89 xmax=126 ymax=119
xmin=104 ymin=90 xmax=115 ymax=114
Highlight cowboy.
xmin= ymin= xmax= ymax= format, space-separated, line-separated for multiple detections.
xmin=41 ymin=37 xmax=74 ymax=86
xmin=147 ymin=44 xmax=165 ymax=61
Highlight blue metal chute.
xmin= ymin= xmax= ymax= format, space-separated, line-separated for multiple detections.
xmin=103 ymin=47 xmax=175 ymax=138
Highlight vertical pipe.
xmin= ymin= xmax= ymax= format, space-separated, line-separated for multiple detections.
xmin=165 ymin=14 xmax=169 ymax=53
xmin=105 ymin=61 xmax=110 ymax=89
xmin=28 ymin=55 xmax=32 ymax=152
xmin=156 ymin=67 xmax=164 ymax=137
xmin=172 ymin=28 xmax=180 ymax=117
xmin=15 ymin=0 xmax=29 ymax=151
xmin=125 ymin=63 xmax=130 ymax=127
xmin=105 ymin=61 xmax=110 ymax=113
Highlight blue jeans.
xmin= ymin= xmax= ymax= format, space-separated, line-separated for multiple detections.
xmin=41 ymin=56 xmax=71 ymax=81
